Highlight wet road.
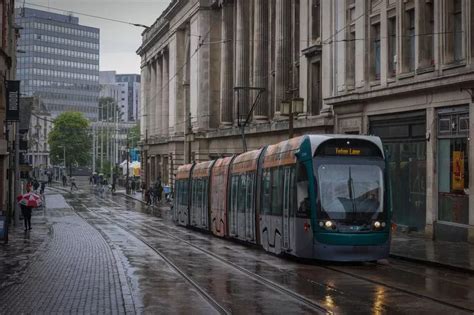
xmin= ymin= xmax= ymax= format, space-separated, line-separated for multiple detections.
xmin=51 ymin=186 xmax=474 ymax=314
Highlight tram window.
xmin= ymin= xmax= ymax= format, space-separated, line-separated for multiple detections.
xmin=246 ymin=173 xmax=254 ymax=212
xmin=290 ymin=167 xmax=296 ymax=217
xmin=230 ymin=175 xmax=239 ymax=213
xmin=296 ymin=163 xmax=310 ymax=218
xmin=238 ymin=174 xmax=247 ymax=213
xmin=262 ymin=170 xmax=271 ymax=214
xmin=271 ymin=168 xmax=283 ymax=215
xmin=180 ymin=181 xmax=188 ymax=206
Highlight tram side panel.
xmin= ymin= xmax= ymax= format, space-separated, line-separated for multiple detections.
xmin=175 ymin=164 xmax=194 ymax=227
xmin=209 ymin=157 xmax=233 ymax=238
xmin=229 ymin=149 xmax=263 ymax=244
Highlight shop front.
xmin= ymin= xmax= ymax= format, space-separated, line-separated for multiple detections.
xmin=369 ymin=111 xmax=427 ymax=231
xmin=435 ymin=106 xmax=470 ymax=241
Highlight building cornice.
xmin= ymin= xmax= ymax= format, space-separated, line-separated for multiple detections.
xmin=325 ymin=70 xmax=474 ymax=106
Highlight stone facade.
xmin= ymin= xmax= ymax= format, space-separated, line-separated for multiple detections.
xmin=323 ymin=0 xmax=474 ymax=242
xmin=137 ymin=0 xmax=332 ymax=189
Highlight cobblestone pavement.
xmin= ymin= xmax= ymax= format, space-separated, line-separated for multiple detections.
xmin=0 ymin=192 xmax=133 ymax=314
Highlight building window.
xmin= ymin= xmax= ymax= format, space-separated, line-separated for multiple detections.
xmin=387 ymin=15 xmax=397 ymax=77
xmin=438 ymin=108 xmax=469 ymax=225
xmin=310 ymin=60 xmax=321 ymax=115
xmin=371 ymin=21 xmax=381 ymax=81
xmin=346 ymin=0 xmax=356 ymax=88
xmin=311 ymin=0 xmax=321 ymax=42
xmin=402 ymin=6 xmax=415 ymax=72
xmin=418 ymin=1 xmax=434 ymax=68
xmin=446 ymin=0 xmax=464 ymax=63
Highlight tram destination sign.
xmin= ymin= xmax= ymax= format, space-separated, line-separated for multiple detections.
xmin=6 ymin=80 xmax=20 ymax=121
xmin=317 ymin=139 xmax=383 ymax=158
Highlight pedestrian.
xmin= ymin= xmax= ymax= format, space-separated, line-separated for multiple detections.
xmin=157 ymin=183 xmax=163 ymax=202
xmin=26 ymin=180 xmax=32 ymax=192
xmin=47 ymin=173 xmax=52 ymax=185
xmin=131 ymin=180 xmax=136 ymax=194
xmin=33 ymin=179 xmax=40 ymax=191
xmin=62 ymin=174 xmax=67 ymax=187
xmin=21 ymin=204 xmax=32 ymax=231
xmin=89 ymin=175 xmax=93 ymax=185
xmin=145 ymin=187 xmax=152 ymax=206
xmin=70 ymin=177 xmax=78 ymax=191
xmin=40 ymin=181 xmax=46 ymax=195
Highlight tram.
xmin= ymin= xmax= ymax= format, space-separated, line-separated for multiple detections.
xmin=174 ymin=135 xmax=391 ymax=262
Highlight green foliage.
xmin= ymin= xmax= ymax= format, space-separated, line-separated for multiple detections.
xmin=128 ymin=122 xmax=140 ymax=148
xmin=48 ymin=112 xmax=91 ymax=170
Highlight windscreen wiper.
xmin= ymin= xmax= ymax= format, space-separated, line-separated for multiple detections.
xmin=347 ymin=167 xmax=358 ymax=213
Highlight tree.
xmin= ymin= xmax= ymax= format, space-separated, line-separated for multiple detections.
xmin=128 ymin=122 xmax=140 ymax=148
xmin=49 ymin=112 xmax=91 ymax=175
xmin=99 ymin=97 xmax=124 ymax=122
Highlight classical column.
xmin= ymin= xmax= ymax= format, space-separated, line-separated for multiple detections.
xmin=162 ymin=50 xmax=170 ymax=137
xmin=140 ymin=64 xmax=149 ymax=138
xmin=253 ymin=0 xmax=268 ymax=121
xmin=149 ymin=60 xmax=157 ymax=136
xmin=220 ymin=1 xmax=234 ymax=126
xmin=156 ymin=56 xmax=163 ymax=137
xmin=274 ymin=0 xmax=291 ymax=114
xmin=234 ymin=0 xmax=250 ymax=123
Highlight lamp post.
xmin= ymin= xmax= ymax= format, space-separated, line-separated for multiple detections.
xmin=281 ymin=98 xmax=304 ymax=139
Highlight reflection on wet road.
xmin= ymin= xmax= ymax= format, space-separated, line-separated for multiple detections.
xmin=56 ymin=187 xmax=474 ymax=314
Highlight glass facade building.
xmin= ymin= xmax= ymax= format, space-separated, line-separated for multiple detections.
xmin=16 ymin=7 xmax=100 ymax=120
xmin=116 ymin=74 xmax=141 ymax=122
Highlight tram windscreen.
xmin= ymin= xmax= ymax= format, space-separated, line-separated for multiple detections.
xmin=317 ymin=163 xmax=384 ymax=220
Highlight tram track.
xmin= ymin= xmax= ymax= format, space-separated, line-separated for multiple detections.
xmin=84 ymin=200 xmax=330 ymax=315
xmin=101 ymin=193 xmax=474 ymax=313
xmin=76 ymin=204 xmax=231 ymax=315
xmin=321 ymin=264 xmax=474 ymax=313
xmin=52 ymin=187 xmax=473 ymax=314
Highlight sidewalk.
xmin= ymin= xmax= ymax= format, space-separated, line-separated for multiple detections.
xmin=391 ymin=231 xmax=474 ymax=273
xmin=0 ymin=192 xmax=132 ymax=313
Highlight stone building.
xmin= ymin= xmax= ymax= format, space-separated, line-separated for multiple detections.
xmin=0 ymin=0 xmax=19 ymax=217
xmin=323 ymin=0 xmax=474 ymax=242
xmin=137 ymin=0 xmax=332 ymax=189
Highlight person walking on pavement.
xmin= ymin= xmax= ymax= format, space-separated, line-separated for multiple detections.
xmin=20 ymin=204 xmax=32 ymax=231
xmin=157 ymin=182 xmax=163 ymax=203
xmin=40 ymin=181 xmax=46 ymax=195
xmin=33 ymin=178 xmax=40 ymax=192
xmin=70 ymin=177 xmax=78 ymax=191
xmin=62 ymin=174 xmax=67 ymax=187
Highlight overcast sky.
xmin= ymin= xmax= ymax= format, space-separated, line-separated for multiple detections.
xmin=21 ymin=0 xmax=170 ymax=74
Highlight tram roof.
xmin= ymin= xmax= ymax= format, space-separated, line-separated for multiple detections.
xmin=211 ymin=156 xmax=234 ymax=177
xmin=192 ymin=160 xmax=214 ymax=178
xmin=176 ymin=164 xmax=193 ymax=180
xmin=263 ymin=136 xmax=303 ymax=168
xmin=231 ymin=148 xmax=263 ymax=174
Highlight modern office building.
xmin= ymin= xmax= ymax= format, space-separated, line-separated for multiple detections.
xmin=115 ymin=74 xmax=141 ymax=122
xmin=15 ymin=7 xmax=100 ymax=120
xmin=100 ymin=71 xmax=141 ymax=122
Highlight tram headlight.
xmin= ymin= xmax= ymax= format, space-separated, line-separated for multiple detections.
xmin=374 ymin=221 xmax=381 ymax=228
xmin=324 ymin=220 xmax=333 ymax=229
xmin=381 ymin=222 xmax=386 ymax=228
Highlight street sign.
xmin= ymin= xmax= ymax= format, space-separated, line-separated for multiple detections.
xmin=5 ymin=80 xmax=20 ymax=121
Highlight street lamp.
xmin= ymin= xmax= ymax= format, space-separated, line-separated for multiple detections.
xmin=281 ymin=98 xmax=304 ymax=139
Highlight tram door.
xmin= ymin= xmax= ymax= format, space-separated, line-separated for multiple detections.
xmin=282 ymin=167 xmax=291 ymax=250
xmin=245 ymin=173 xmax=255 ymax=242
